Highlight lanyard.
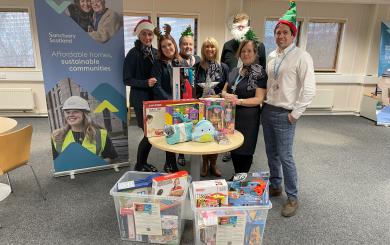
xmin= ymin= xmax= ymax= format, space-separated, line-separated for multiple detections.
xmin=273 ymin=44 xmax=295 ymax=79
xmin=232 ymin=75 xmax=244 ymax=94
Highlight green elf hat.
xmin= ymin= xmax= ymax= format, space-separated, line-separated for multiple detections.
xmin=276 ymin=0 xmax=297 ymax=36
xmin=244 ymin=29 xmax=259 ymax=44
xmin=181 ymin=25 xmax=194 ymax=37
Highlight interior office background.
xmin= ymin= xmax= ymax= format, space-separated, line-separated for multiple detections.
xmin=1 ymin=0 xmax=390 ymax=118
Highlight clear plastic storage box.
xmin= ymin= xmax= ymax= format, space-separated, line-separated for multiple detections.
xmin=110 ymin=171 xmax=190 ymax=244
xmin=190 ymin=174 xmax=272 ymax=245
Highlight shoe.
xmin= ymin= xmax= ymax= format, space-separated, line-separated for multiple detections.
xmin=164 ymin=163 xmax=179 ymax=173
xmin=209 ymin=161 xmax=221 ymax=177
xmin=222 ymin=152 xmax=231 ymax=162
xmin=134 ymin=163 xmax=158 ymax=172
xmin=269 ymin=186 xmax=283 ymax=197
xmin=177 ymin=154 xmax=186 ymax=166
xmin=281 ymin=198 xmax=299 ymax=217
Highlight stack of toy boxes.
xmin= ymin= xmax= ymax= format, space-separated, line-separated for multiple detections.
xmin=199 ymin=98 xmax=235 ymax=134
xmin=190 ymin=173 xmax=271 ymax=245
xmin=143 ymin=99 xmax=198 ymax=137
xmin=165 ymin=102 xmax=204 ymax=125
xmin=110 ymin=171 xmax=190 ymax=244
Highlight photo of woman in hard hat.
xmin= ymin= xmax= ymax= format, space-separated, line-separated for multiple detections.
xmin=51 ymin=96 xmax=118 ymax=162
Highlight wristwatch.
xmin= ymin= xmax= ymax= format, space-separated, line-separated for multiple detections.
xmin=239 ymin=99 xmax=243 ymax=105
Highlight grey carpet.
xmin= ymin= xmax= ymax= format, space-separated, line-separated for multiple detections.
xmin=0 ymin=116 xmax=389 ymax=245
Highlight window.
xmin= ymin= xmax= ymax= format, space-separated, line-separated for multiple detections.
xmin=264 ymin=19 xmax=301 ymax=56
xmin=0 ymin=10 xmax=35 ymax=68
xmin=306 ymin=21 xmax=343 ymax=72
xmin=123 ymin=14 xmax=150 ymax=55
xmin=157 ymin=16 xmax=198 ymax=54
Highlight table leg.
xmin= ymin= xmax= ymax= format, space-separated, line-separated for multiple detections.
xmin=190 ymin=155 xmax=200 ymax=181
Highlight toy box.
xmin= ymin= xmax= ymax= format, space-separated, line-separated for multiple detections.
xmin=200 ymin=98 xmax=236 ymax=134
xmin=172 ymin=67 xmax=196 ymax=100
xmin=165 ymin=102 xmax=204 ymax=125
xmin=192 ymin=179 xmax=228 ymax=208
xmin=152 ymin=171 xmax=189 ymax=197
xmin=143 ymin=99 xmax=198 ymax=137
xmin=228 ymin=172 xmax=270 ymax=207
xmin=110 ymin=171 xmax=190 ymax=244
xmin=164 ymin=122 xmax=193 ymax=145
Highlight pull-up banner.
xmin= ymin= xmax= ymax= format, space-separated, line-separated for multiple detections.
xmin=35 ymin=0 xmax=128 ymax=175
xmin=379 ymin=22 xmax=390 ymax=77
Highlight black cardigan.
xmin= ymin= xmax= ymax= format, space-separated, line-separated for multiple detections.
xmin=123 ymin=40 xmax=157 ymax=109
xmin=193 ymin=62 xmax=229 ymax=98
xmin=221 ymin=39 xmax=266 ymax=72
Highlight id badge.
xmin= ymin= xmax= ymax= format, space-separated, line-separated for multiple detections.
xmin=269 ymin=78 xmax=279 ymax=90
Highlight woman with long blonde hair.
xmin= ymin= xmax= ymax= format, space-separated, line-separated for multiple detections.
xmin=193 ymin=37 xmax=229 ymax=177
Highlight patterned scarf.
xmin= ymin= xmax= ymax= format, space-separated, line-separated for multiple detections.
xmin=240 ymin=64 xmax=264 ymax=91
xmin=142 ymin=45 xmax=154 ymax=61
xmin=206 ymin=61 xmax=222 ymax=81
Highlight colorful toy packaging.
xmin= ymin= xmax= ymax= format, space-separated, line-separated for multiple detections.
xmin=165 ymin=102 xmax=204 ymax=125
xmin=199 ymin=98 xmax=235 ymax=134
xmin=227 ymin=172 xmax=270 ymax=207
xmin=192 ymin=179 xmax=228 ymax=208
xmin=172 ymin=67 xmax=196 ymax=100
xmin=152 ymin=171 xmax=189 ymax=197
xmin=143 ymin=99 xmax=198 ymax=137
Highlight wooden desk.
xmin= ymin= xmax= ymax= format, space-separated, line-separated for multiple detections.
xmin=149 ymin=131 xmax=244 ymax=181
xmin=0 ymin=117 xmax=17 ymax=135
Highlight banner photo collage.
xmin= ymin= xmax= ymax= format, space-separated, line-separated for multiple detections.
xmin=34 ymin=0 xmax=128 ymax=174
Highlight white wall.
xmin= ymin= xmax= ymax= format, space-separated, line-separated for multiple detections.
xmin=1 ymin=0 xmax=390 ymax=116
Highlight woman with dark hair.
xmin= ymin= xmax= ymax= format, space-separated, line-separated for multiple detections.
xmin=123 ymin=19 xmax=158 ymax=172
xmin=194 ymin=37 xmax=229 ymax=177
xmin=152 ymin=24 xmax=187 ymax=173
xmin=222 ymin=37 xmax=267 ymax=177
xmin=65 ymin=0 xmax=93 ymax=32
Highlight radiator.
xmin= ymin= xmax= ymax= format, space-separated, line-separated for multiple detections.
xmin=308 ymin=89 xmax=334 ymax=109
xmin=0 ymin=88 xmax=35 ymax=111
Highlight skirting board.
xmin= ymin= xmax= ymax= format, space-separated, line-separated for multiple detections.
xmin=53 ymin=162 xmax=130 ymax=179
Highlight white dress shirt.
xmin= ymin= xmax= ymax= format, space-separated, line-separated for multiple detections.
xmin=265 ymin=43 xmax=316 ymax=119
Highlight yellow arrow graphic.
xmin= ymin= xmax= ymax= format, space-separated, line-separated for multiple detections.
xmin=94 ymin=100 xmax=119 ymax=113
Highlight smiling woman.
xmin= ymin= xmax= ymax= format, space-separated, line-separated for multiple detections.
xmin=51 ymin=96 xmax=118 ymax=163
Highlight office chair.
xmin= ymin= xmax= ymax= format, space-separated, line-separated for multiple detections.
xmin=0 ymin=125 xmax=46 ymax=201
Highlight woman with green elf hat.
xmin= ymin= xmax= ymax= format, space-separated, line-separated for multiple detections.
xmin=221 ymin=29 xmax=267 ymax=179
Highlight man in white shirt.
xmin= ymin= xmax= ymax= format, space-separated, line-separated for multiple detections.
xmin=262 ymin=1 xmax=316 ymax=217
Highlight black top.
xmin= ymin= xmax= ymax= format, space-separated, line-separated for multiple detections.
xmin=67 ymin=4 xmax=93 ymax=32
xmin=221 ymin=39 xmax=266 ymax=72
xmin=52 ymin=130 xmax=118 ymax=160
xmin=151 ymin=58 xmax=188 ymax=100
xmin=227 ymin=66 xmax=267 ymax=155
xmin=193 ymin=62 xmax=229 ymax=98
xmin=123 ymin=40 xmax=157 ymax=109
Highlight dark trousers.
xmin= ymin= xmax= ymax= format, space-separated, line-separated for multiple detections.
xmin=231 ymin=153 xmax=253 ymax=173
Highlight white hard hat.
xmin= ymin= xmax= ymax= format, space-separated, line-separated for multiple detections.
xmin=62 ymin=96 xmax=90 ymax=112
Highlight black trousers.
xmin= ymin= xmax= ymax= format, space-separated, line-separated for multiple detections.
xmin=231 ymin=153 xmax=253 ymax=173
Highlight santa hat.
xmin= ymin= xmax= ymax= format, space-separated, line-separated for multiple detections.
xmin=134 ymin=19 xmax=155 ymax=36
xmin=276 ymin=1 xmax=297 ymax=36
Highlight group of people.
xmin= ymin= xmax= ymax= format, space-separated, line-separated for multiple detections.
xmin=65 ymin=0 xmax=123 ymax=43
xmin=124 ymin=1 xmax=315 ymax=217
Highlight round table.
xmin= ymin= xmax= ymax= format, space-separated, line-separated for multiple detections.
xmin=0 ymin=117 xmax=17 ymax=135
xmin=149 ymin=131 xmax=244 ymax=181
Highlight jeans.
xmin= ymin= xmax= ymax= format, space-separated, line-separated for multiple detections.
xmin=261 ymin=104 xmax=298 ymax=199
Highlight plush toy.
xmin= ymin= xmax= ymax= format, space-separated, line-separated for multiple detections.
xmin=164 ymin=122 xmax=193 ymax=145
xmin=192 ymin=119 xmax=216 ymax=143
